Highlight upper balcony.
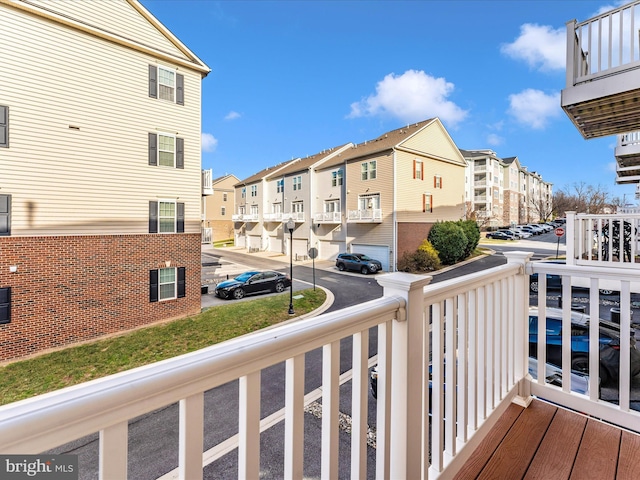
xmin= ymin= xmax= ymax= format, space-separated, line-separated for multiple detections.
xmin=347 ymin=208 xmax=382 ymax=223
xmin=283 ymin=212 xmax=305 ymax=223
xmin=202 ymin=169 xmax=213 ymax=196
xmin=562 ymin=2 xmax=640 ymax=139
xmin=263 ymin=212 xmax=283 ymax=222
xmin=615 ymin=132 xmax=640 ymax=184
xmin=2 ymin=257 xmax=639 ymax=478
xmin=313 ymin=211 xmax=341 ymax=223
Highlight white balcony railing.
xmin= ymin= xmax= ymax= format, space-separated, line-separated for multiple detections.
xmin=244 ymin=214 xmax=259 ymax=222
xmin=202 ymin=169 xmax=213 ymax=196
xmin=2 ymin=256 xmax=640 ymax=478
xmin=313 ymin=211 xmax=341 ymax=223
xmin=263 ymin=212 xmax=283 ymax=222
xmin=201 ymin=227 xmax=212 ymax=244
xmin=618 ymin=131 xmax=640 ymax=148
xmin=283 ymin=212 xmax=305 ymax=223
xmin=232 ymin=214 xmax=244 ymax=222
xmin=566 ymin=211 xmax=640 ymax=272
xmin=347 ymin=209 xmax=382 ymax=222
xmin=567 ymin=1 xmax=640 ymax=87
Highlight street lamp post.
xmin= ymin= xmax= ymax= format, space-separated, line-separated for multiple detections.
xmin=286 ymin=218 xmax=295 ymax=315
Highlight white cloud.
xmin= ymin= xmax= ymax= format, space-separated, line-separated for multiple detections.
xmin=501 ymin=24 xmax=565 ymax=72
xmin=607 ymin=161 xmax=617 ymax=173
xmin=507 ymin=89 xmax=561 ymax=129
xmin=224 ymin=111 xmax=241 ymax=121
xmin=486 ymin=133 xmax=504 ymax=146
xmin=202 ymin=133 xmax=218 ymax=152
xmin=347 ymin=70 xmax=468 ymax=127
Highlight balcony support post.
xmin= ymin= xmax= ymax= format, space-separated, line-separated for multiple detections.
xmin=377 ymin=272 xmax=433 ymax=480
xmin=504 ymin=251 xmax=534 ymax=408
xmin=566 ymin=211 xmax=576 ymax=265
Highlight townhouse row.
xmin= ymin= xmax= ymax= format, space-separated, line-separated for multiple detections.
xmin=219 ymin=120 xmax=553 ymax=271
xmin=0 ymin=0 xmax=210 ymax=361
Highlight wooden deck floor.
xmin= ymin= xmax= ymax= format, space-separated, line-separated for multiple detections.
xmin=454 ymin=398 xmax=640 ymax=480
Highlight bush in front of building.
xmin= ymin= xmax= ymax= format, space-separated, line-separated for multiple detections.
xmin=457 ymin=219 xmax=480 ymax=258
xmin=428 ymin=221 xmax=468 ymax=265
xmin=398 ymin=240 xmax=442 ymax=273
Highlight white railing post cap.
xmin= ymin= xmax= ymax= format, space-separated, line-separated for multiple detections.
xmin=376 ymin=272 xmax=432 ymax=292
xmin=503 ymin=251 xmax=534 ymax=265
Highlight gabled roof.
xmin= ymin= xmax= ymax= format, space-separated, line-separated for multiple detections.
xmin=266 ymin=143 xmax=352 ymax=179
xmin=235 ymin=159 xmax=299 ymax=186
xmin=4 ymin=0 xmax=210 ymax=76
xmin=212 ymin=174 xmax=240 ymax=185
xmin=321 ymin=119 xmax=437 ymax=169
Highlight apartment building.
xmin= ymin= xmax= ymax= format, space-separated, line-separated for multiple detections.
xmin=0 ymin=0 xmax=210 ymax=361
xmin=462 ymin=150 xmax=552 ymax=228
xmin=202 ymin=174 xmax=239 ymax=243
xmin=232 ymin=119 xmax=467 ymax=271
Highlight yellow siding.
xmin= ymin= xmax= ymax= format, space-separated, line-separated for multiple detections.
xmin=345 ymin=152 xmax=394 ymax=247
xmin=0 ymin=6 xmax=203 ymax=235
xmin=401 ymin=120 xmax=466 ymax=167
xmin=395 ymin=150 xmax=466 ymax=222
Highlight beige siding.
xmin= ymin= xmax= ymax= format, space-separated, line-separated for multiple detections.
xmin=1 ymin=6 xmax=203 ymax=235
xmin=401 ymin=120 xmax=466 ymax=167
xmin=395 ymin=150 xmax=465 ymax=222
xmin=23 ymin=0 xmax=189 ymax=60
xmin=345 ymin=153 xmax=394 ymax=248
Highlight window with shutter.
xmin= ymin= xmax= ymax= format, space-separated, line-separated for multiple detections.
xmin=149 ymin=133 xmax=183 ymax=168
xmin=176 ymin=74 xmax=184 ymax=105
xmin=149 ymin=270 xmax=159 ymax=302
xmin=149 ymin=201 xmax=158 ymax=233
xmin=150 ymin=200 xmax=184 ymax=233
xmin=0 ymin=106 xmax=8 ymax=147
xmin=0 ymin=287 xmax=10 ymax=324
xmin=0 ymin=194 xmax=10 ymax=236
xmin=148 ymin=65 xmax=157 ymax=98
xmin=149 ymin=65 xmax=184 ymax=105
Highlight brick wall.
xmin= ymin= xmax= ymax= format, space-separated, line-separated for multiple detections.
xmin=0 ymin=234 xmax=201 ymax=362
xmin=397 ymin=222 xmax=435 ymax=260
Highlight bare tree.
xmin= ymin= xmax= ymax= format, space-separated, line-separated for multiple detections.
xmin=529 ymin=197 xmax=553 ymax=222
xmin=553 ymin=182 xmax=615 ymax=216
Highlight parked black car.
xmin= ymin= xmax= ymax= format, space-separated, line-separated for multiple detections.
xmin=529 ymin=307 xmax=640 ymax=385
xmin=214 ymin=270 xmax=291 ymax=300
xmin=485 ymin=231 xmax=513 ymax=240
xmin=335 ymin=253 xmax=382 ymax=274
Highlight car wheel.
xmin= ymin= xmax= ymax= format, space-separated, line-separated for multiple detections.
xmin=233 ymin=288 xmax=245 ymax=300
xmin=361 ymin=266 xmax=370 ymax=275
xmin=275 ymin=281 xmax=285 ymax=293
xmin=337 ymin=263 xmax=345 ymax=271
xmin=530 ymin=281 xmax=538 ymax=293
xmin=571 ymin=355 xmax=589 ymax=374
xmin=599 ymin=365 xmax=611 ymax=386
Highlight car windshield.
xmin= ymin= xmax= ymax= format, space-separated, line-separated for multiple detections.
xmin=235 ymin=272 xmax=256 ymax=282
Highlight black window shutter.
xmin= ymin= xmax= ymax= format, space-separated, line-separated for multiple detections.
xmin=177 ymin=267 xmax=186 ymax=298
xmin=148 ymin=65 xmax=157 ymax=98
xmin=176 ymin=137 xmax=184 ymax=169
xmin=177 ymin=202 xmax=185 ymax=233
xmin=149 ymin=201 xmax=158 ymax=233
xmin=149 ymin=270 xmax=159 ymax=303
xmin=0 ymin=287 xmax=10 ymax=324
xmin=0 ymin=106 xmax=7 ymax=147
xmin=0 ymin=194 xmax=10 ymax=236
xmin=148 ymin=133 xmax=157 ymax=166
xmin=176 ymin=74 xmax=184 ymax=105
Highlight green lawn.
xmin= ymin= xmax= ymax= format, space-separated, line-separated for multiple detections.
xmin=0 ymin=288 xmax=326 ymax=406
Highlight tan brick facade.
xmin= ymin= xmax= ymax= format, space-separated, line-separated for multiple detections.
xmin=0 ymin=234 xmax=201 ymax=362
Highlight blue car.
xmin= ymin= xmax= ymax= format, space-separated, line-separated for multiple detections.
xmin=528 ymin=307 xmax=640 ymax=385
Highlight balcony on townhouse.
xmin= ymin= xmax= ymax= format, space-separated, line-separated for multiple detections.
xmin=202 ymin=169 xmax=213 ymax=196
xmin=562 ymin=1 xmax=640 ymax=140
xmin=263 ymin=212 xmax=283 ymax=222
xmin=313 ymin=211 xmax=341 ymax=223
xmin=347 ymin=208 xmax=382 ymax=222
xmin=232 ymin=213 xmax=244 ymax=222
xmin=283 ymin=212 xmax=305 ymax=223
xmin=3 ymin=252 xmax=640 ymax=478
xmin=201 ymin=227 xmax=212 ymax=244
xmin=615 ymin=132 xmax=640 ymax=184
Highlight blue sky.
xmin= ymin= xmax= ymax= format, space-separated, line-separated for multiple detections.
xmin=142 ymin=0 xmax=638 ymax=203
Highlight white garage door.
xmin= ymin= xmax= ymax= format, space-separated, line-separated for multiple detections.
xmin=292 ymin=239 xmax=308 ymax=259
xmin=319 ymin=240 xmax=344 ymax=261
xmin=235 ymin=233 xmax=246 ymax=248
xmin=269 ymin=236 xmax=283 ymax=254
xmin=351 ymin=244 xmax=390 ymax=272
xmin=247 ymin=235 xmax=261 ymax=250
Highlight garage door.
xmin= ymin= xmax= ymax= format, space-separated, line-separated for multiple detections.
xmin=247 ymin=235 xmax=261 ymax=250
xmin=351 ymin=244 xmax=390 ymax=272
xmin=235 ymin=233 xmax=246 ymax=248
xmin=292 ymin=239 xmax=308 ymax=259
xmin=319 ymin=240 xmax=344 ymax=261
xmin=269 ymin=236 xmax=283 ymax=254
